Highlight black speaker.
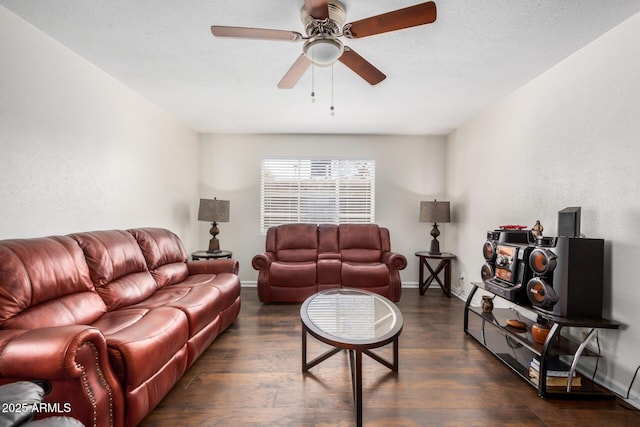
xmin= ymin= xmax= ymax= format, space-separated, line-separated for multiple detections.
xmin=558 ymin=206 xmax=581 ymax=238
xmin=526 ymin=236 xmax=604 ymax=318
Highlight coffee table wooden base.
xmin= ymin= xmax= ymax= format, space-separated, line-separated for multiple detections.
xmin=301 ymin=326 xmax=400 ymax=427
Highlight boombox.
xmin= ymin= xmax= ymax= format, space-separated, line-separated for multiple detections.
xmin=481 ymin=229 xmax=534 ymax=304
xmin=526 ymin=236 xmax=604 ymax=318
xmin=481 ymin=228 xmax=605 ymax=319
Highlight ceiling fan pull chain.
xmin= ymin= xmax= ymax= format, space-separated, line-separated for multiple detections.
xmin=330 ymin=64 xmax=335 ymax=115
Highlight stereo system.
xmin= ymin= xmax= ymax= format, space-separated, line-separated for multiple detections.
xmin=481 ymin=225 xmax=604 ymax=319
xmin=481 ymin=228 xmax=534 ymax=305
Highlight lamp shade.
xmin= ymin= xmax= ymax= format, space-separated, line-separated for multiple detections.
xmin=198 ymin=198 xmax=230 ymax=222
xmin=420 ymin=200 xmax=450 ymax=224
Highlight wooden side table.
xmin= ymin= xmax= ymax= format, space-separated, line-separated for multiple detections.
xmin=191 ymin=250 xmax=232 ymax=261
xmin=415 ymin=251 xmax=456 ymax=297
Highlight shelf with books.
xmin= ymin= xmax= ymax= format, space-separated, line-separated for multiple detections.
xmin=529 ymin=366 xmax=582 ymax=388
xmin=529 ymin=357 xmax=582 ymax=387
xmin=464 ymin=282 xmax=620 ymax=399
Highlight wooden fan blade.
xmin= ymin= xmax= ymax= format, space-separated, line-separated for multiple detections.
xmin=343 ymin=1 xmax=437 ymax=39
xmin=304 ymin=0 xmax=330 ymax=20
xmin=338 ymin=47 xmax=386 ymax=85
xmin=211 ymin=25 xmax=302 ymax=41
xmin=278 ymin=54 xmax=312 ymax=89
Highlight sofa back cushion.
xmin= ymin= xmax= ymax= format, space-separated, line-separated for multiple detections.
xmin=338 ymin=224 xmax=383 ymax=262
xmin=128 ymin=228 xmax=189 ymax=288
xmin=269 ymin=224 xmax=318 ymax=262
xmin=0 ymin=236 xmax=106 ymax=329
xmin=70 ymin=230 xmax=157 ymax=311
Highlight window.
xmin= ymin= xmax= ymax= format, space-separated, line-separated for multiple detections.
xmin=260 ymin=158 xmax=375 ymax=232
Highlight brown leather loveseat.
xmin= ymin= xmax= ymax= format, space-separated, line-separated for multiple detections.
xmin=0 ymin=228 xmax=241 ymax=427
xmin=252 ymin=223 xmax=407 ymax=302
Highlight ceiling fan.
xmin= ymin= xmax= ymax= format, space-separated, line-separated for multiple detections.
xmin=211 ymin=0 xmax=437 ymax=89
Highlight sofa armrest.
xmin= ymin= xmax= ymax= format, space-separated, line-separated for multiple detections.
xmin=251 ymin=252 xmax=275 ymax=271
xmin=187 ymin=259 xmax=239 ymax=275
xmin=382 ymin=252 xmax=408 ymax=271
xmin=0 ymin=326 xmax=124 ymax=427
xmin=0 ymin=326 xmax=103 ymax=380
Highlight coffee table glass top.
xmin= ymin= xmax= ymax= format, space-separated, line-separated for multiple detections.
xmin=302 ymin=288 xmax=403 ymax=345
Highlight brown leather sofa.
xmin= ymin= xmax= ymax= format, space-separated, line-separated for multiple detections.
xmin=252 ymin=223 xmax=407 ymax=302
xmin=0 ymin=228 xmax=241 ymax=427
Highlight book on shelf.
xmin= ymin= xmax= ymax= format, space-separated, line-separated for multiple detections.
xmin=529 ymin=367 xmax=582 ymax=387
xmin=529 ymin=358 xmax=577 ymax=377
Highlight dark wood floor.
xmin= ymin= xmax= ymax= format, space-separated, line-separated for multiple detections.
xmin=140 ymin=288 xmax=638 ymax=426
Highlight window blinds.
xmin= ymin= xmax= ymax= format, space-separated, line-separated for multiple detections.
xmin=260 ymin=158 xmax=375 ymax=232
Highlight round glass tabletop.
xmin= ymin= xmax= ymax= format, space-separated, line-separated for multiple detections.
xmin=301 ymin=288 xmax=403 ymax=346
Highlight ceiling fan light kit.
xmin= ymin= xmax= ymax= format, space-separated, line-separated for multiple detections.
xmin=211 ymin=0 xmax=437 ymax=88
xmin=303 ymin=36 xmax=344 ymax=66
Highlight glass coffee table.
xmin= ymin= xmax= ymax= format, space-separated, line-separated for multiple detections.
xmin=300 ymin=288 xmax=404 ymax=427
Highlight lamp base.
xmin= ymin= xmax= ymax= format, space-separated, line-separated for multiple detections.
xmin=208 ymin=222 xmax=221 ymax=253
xmin=429 ymin=239 xmax=441 ymax=255
xmin=429 ymin=223 xmax=441 ymax=255
xmin=207 ymin=239 xmax=221 ymax=253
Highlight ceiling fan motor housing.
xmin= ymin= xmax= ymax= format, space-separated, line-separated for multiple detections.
xmin=301 ymin=0 xmax=346 ymax=37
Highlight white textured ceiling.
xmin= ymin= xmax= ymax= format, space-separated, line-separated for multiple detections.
xmin=2 ymin=0 xmax=640 ymax=135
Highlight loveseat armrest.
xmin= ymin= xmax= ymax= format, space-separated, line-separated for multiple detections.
xmin=187 ymin=259 xmax=239 ymax=275
xmin=382 ymin=252 xmax=408 ymax=271
xmin=251 ymin=252 xmax=276 ymax=271
xmin=0 ymin=326 xmax=124 ymax=427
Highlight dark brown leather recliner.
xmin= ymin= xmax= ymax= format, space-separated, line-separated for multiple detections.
xmin=252 ymin=223 xmax=407 ymax=303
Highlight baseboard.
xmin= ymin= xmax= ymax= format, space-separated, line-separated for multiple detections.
xmin=241 ymin=281 xmax=257 ymax=288
xmin=241 ymin=281 xmax=423 ymax=289
xmin=240 ymin=281 xmax=469 ymax=301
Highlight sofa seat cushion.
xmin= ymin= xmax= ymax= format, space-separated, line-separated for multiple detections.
xmin=179 ymin=273 xmax=240 ymax=312
xmin=270 ymin=262 xmax=316 ymax=287
xmin=341 ymin=262 xmax=389 ymax=287
xmin=124 ymin=285 xmax=222 ymax=337
xmin=91 ymin=306 xmax=188 ymax=389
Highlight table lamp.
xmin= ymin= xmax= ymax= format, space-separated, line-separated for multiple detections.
xmin=419 ymin=200 xmax=451 ymax=255
xmin=198 ymin=198 xmax=230 ymax=253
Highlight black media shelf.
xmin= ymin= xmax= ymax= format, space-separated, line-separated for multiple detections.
xmin=464 ymin=282 xmax=619 ymax=399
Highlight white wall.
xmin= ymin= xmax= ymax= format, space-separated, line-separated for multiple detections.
xmin=0 ymin=7 xmax=200 ymax=248
xmin=199 ymin=133 xmax=447 ymax=284
xmin=446 ymin=12 xmax=640 ymax=406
